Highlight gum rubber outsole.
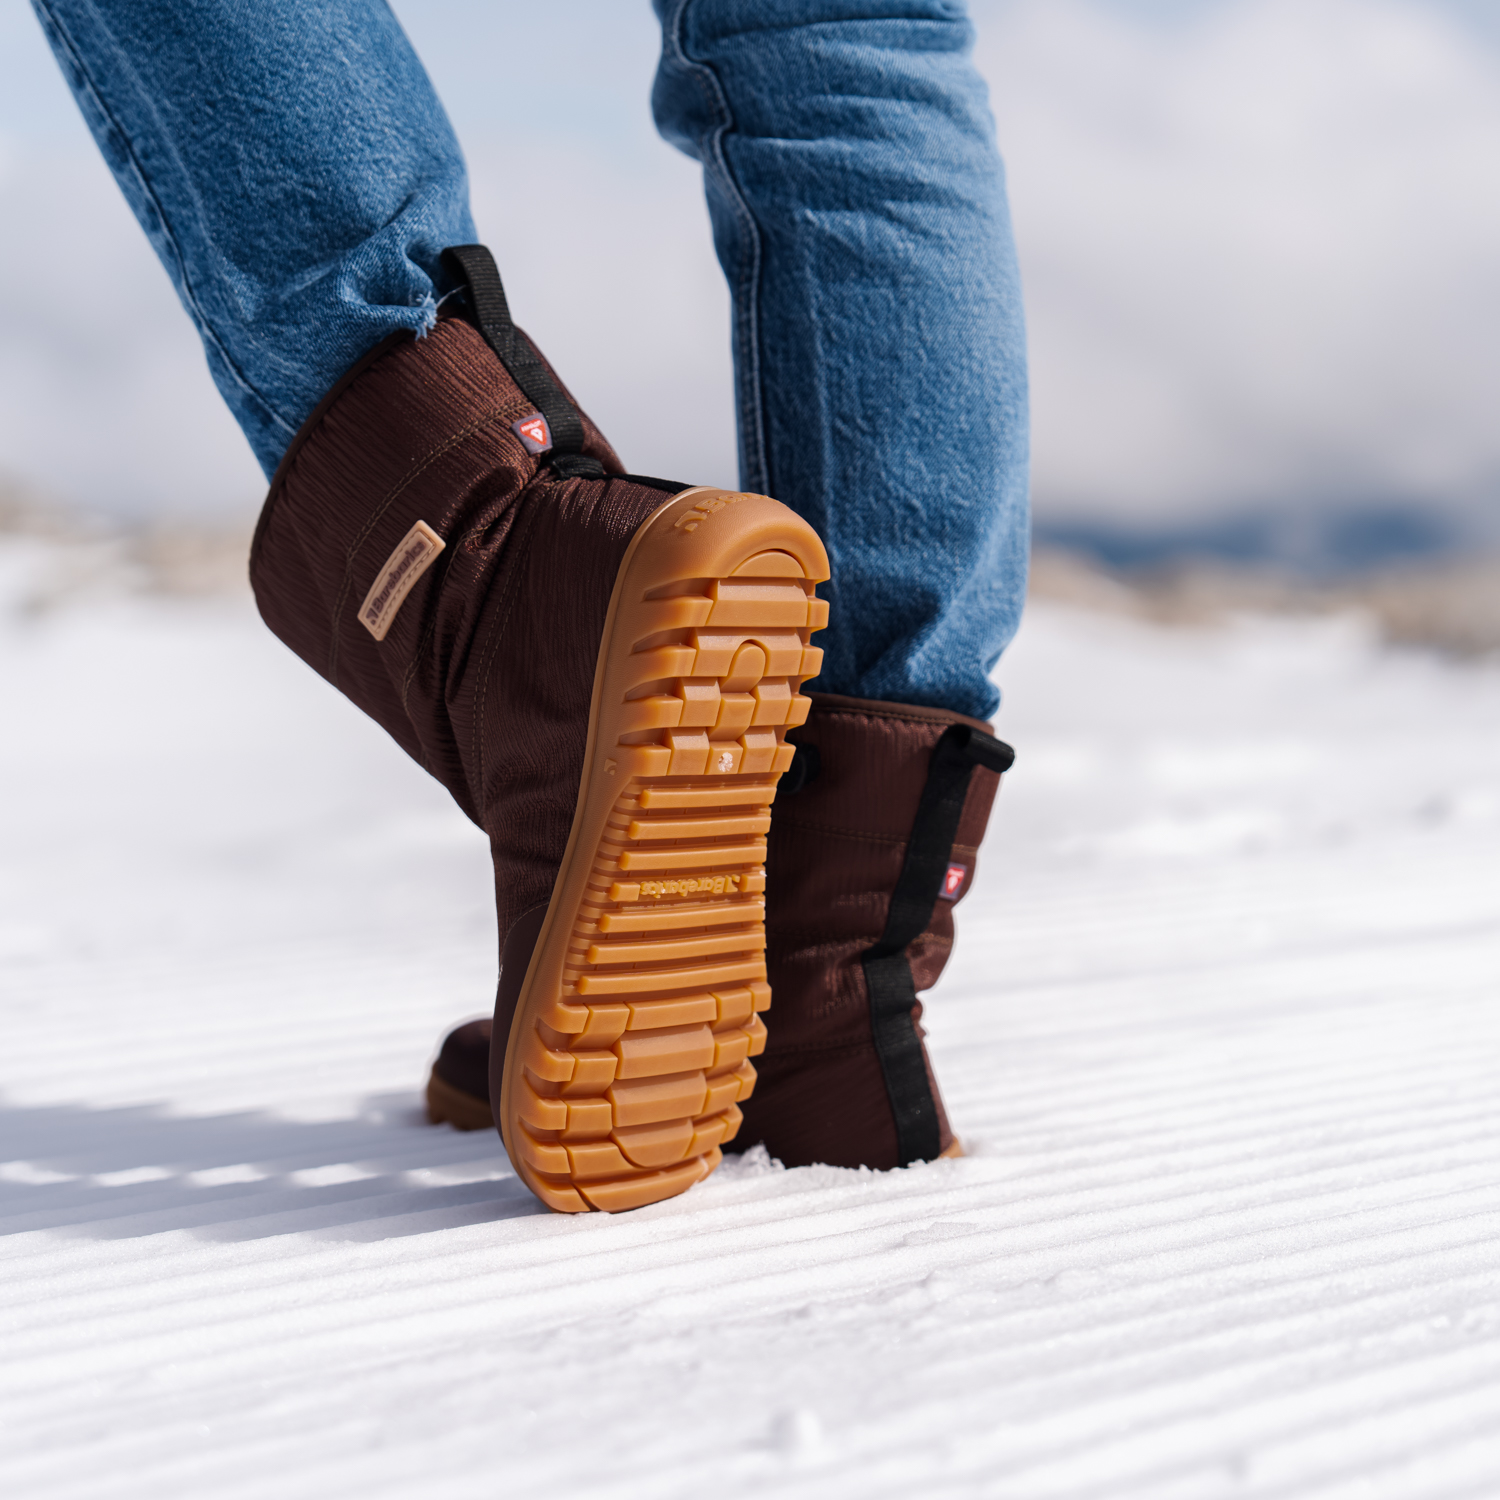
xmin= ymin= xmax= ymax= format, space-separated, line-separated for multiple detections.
xmin=499 ymin=488 xmax=830 ymax=1213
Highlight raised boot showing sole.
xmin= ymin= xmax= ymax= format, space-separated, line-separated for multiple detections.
xmin=496 ymin=488 xmax=827 ymax=1211
xmin=251 ymin=244 xmax=828 ymax=1213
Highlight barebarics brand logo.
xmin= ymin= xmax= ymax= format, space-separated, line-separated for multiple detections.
xmin=358 ymin=520 xmax=445 ymax=641
xmin=639 ymin=874 xmax=745 ymax=899
xmin=673 ymin=491 xmax=747 ymax=533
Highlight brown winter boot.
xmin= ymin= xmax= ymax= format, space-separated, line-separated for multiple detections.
xmin=428 ymin=692 xmax=1012 ymax=1171
xmin=744 ymin=694 xmax=1012 ymax=1167
xmin=253 ymin=244 xmax=828 ymax=1212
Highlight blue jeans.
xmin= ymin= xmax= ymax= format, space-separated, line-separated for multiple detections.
xmin=33 ymin=0 xmax=1028 ymax=721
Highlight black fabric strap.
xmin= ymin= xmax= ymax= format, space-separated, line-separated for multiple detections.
xmin=440 ymin=244 xmax=605 ymax=480
xmin=861 ymin=722 xmax=1015 ymax=1165
xmin=616 ymin=474 xmax=695 ymax=494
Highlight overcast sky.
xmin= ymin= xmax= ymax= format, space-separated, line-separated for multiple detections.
xmin=1 ymin=0 xmax=1496 ymax=561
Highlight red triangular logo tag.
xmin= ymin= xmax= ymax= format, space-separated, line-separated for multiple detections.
xmin=512 ymin=414 xmax=552 ymax=453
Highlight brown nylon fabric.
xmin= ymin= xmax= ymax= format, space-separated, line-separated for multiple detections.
xmin=249 ymin=316 xmax=675 ymax=1049
xmin=433 ymin=1018 xmax=492 ymax=1101
xmin=738 ymin=694 xmax=1003 ymax=1170
xmin=489 ymin=901 xmax=547 ymax=1106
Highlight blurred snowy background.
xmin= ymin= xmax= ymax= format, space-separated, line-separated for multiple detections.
xmin=2 ymin=0 xmax=1498 ymax=577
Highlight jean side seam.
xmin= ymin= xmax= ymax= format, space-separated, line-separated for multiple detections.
xmin=663 ymin=1 xmax=769 ymax=495
xmin=31 ymin=1 xmax=297 ymax=442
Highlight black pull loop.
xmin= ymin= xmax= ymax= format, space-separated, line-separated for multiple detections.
xmin=440 ymin=244 xmax=605 ymax=480
xmin=865 ymin=725 xmax=1014 ymax=966
xmin=861 ymin=721 xmax=1015 ymax=1165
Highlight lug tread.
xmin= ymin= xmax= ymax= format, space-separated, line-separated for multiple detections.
xmin=511 ymin=522 xmax=826 ymax=1213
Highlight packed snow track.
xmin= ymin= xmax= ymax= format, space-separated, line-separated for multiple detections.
xmin=3 ymin=538 xmax=1499 ymax=1498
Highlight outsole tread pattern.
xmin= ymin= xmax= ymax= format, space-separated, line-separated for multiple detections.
xmin=504 ymin=496 xmax=826 ymax=1213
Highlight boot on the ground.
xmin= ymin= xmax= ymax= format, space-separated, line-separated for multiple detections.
xmin=428 ymin=692 xmax=1012 ymax=1170
xmin=253 ymin=244 xmax=828 ymax=1212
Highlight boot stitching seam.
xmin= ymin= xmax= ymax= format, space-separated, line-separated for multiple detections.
xmin=815 ymin=709 xmax=988 ymax=733
xmin=327 ymin=407 xmax=528 ymax=683
xmin=773 ymin=817 xmax=985 ymax=851
xmin=396 ymin=457 xmax=541 ymax=727
xmin=465 ymin=489 xmax=549 ymax=808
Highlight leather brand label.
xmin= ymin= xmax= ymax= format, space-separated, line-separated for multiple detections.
xmin=358 ymin=520 xmax=445 ymax=641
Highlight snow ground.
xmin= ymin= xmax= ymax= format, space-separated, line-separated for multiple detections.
xmin=2 ymin=536 xmax=1499 ymax=1499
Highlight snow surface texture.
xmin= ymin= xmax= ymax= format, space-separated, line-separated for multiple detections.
xmin=2 ymin=539 xmax=1499 ymax=1498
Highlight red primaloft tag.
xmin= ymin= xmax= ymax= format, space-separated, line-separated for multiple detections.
xmin=513 ymin=413 xmax=552 ymax=454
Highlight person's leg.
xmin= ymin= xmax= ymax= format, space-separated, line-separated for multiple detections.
xmin=30 ymin=0 xmax=475 ymax=477
xmin=652 ymin=0 xmax=1029 ymax=723
xmin=646 ymin=0 xmax=1025 ymax=1169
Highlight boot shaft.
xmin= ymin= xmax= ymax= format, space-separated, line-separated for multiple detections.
xmin=250 ymin=314 xmax=677 ymax=937
xmin=749 ymin=693 xmax=1012 ymax=1168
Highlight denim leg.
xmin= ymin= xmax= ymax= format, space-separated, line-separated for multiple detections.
xmin=30 ymin=0 xmax=476 ymax=477
xmin=652 ymin=0 xmax=1029 ymax=720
